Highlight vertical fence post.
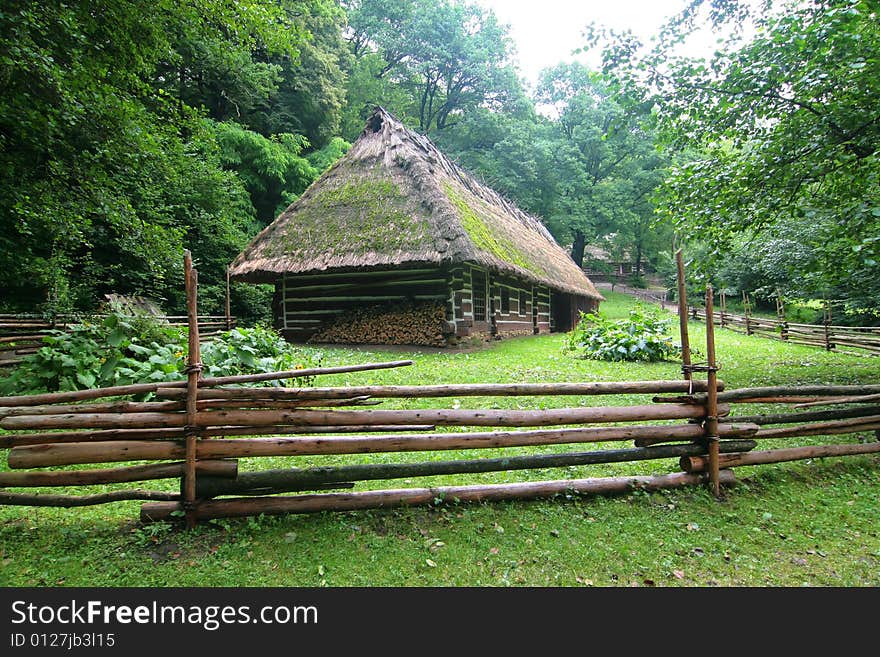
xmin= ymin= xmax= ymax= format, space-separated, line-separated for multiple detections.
xmin=823 ymin=301 xmax=832 ymax=351
xmin=225 ymin=267 xmax=232 ymax=331
xmin=183 ymin=251 xmax=203 ymax=529
xmin=743 ymin=291 xmax=752 ymax=335
xmin=675 ymin=251 xmax=692 ymax=383
xmin=705 ymin=285 xmax=720 ymax=497
xmin=720 ymin=291 xmax=727 ymax=329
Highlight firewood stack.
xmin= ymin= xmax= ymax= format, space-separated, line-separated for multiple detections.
xmin=309 ymin=301 xmax=450 ymax=347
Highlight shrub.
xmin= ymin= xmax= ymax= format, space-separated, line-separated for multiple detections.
xmin=0 ymin=314 xmax=320 ymax=395
xmin=565 ymin=305 xmax=681 ymax=362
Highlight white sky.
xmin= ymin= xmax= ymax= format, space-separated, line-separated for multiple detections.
xmin=473 ymin=0 xmax=722 ymax=90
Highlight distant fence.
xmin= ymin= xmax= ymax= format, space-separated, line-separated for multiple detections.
xmin=0 ymin=314 xmax=236 ymax=368
xmin=690 ymin=308 xmax=880 ymax=356
xmin=601 ymin=283 xmax=671 ymax=309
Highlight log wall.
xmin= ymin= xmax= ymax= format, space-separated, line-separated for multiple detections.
xmin=278 ymin=264 xmax=579 ymax=346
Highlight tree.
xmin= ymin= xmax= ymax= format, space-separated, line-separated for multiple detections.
xmin=341 ymin=0 xmax=522 ymax=134
xmin=593 ymin=0 xmax=880 ymax=317
xmin=534 ymin=64 xmax=666 ymax=269
xmin=0 ymin=0 xmax=323 ymax=318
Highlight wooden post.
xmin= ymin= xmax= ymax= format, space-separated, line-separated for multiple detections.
xmin=720 ymin=291 xmax=727 ymax=328
xmin=823 ymin=300 xmax=832 ymax=351
xmin=675 ymin=250 xmax=692 ymax=383
xmin=705 ymin=285 xmax=720 ymax=496
xmin=743 ymin=291 xmax=752 ymax=335
xmin=183 ymin=251 xmax=202 ymax=529
xmin=225 ymin=267 xmax=232 ymax=331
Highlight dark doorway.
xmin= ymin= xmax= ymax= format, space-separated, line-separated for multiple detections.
xmin=551 ymin=292 xmax=574 ymax=332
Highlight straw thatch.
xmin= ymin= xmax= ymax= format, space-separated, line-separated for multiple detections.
xmin=229 ymin=107 xmax=601 ymax=300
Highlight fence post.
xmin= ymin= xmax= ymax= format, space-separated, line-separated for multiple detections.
xmin=705 ymin=285 xmax=720 ymax=497
xmin=720 ymin=291 xmax=727 ymax=329
xmin=675 ymin=250 xmax=692 ymax=383
xmin=824 ymin=301 xmax=832 ymax=351
xmin=225 ymin=267 xmax=232 ymax=331
xmin=743 ymin=291 xmax=752 ymax=335
xmin=183 ymin=251 xmax=203 ymax=529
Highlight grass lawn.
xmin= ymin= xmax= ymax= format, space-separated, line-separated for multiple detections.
xmin=1 ymin=291 xmax=878 ymax=587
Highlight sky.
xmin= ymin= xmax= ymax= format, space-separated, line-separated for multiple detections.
xmin=472 ymin=0 xmax=719 ymax=90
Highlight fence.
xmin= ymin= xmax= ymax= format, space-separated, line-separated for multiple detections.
xmin=689 ymin=307 xmax=880 ymax=356
xmin=0 ymin=313 xmax=237 ymax=368
xmin=0 ymin=252 xmax=878 ymax=524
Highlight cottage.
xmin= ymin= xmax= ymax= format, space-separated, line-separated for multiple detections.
xmin=228 ymin=107 xmax=602 ymax=346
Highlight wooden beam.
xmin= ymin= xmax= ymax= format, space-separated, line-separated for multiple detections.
xmin=141 ymin=470 xmax=737 ymax=521
xmin=1 ymin=402 xmax=717 ymax=431
xmin=8 ymin=424 xmax=718 ymax=468
xmin=194 ymin=440 xmax=758 ymax=498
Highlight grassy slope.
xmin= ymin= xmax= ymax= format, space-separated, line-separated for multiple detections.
xmin=1 ymin=291 xmax=878 ymax=587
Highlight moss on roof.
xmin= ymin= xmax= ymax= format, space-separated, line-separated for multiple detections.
xmin=444 ymin=183 xmax=548 ymax=278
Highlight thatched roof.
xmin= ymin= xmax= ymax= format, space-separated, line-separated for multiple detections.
xmin=229 ymin=107 xmax=602 ymax=300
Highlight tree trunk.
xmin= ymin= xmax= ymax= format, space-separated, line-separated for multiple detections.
xmin=570 ymin=228 xmax=586 ymax=268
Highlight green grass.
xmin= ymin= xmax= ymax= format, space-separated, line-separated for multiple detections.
xmin=1 ymin=290 xmax=878 ymax=587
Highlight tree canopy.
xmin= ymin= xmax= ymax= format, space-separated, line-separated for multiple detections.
xmin=3 ymin=0 xmax=875 ymax=324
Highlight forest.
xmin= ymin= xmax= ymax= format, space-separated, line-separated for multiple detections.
xmin=1 ymin=0 xmax=877 ymax=324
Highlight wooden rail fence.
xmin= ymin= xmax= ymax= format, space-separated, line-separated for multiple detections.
xmin=0 ymin=251 xmax=877 ymax=524
xmin=689 ymin=307 xmax=880 ymax=356
xmin=0 ymin=313 xmax=237 ymax=367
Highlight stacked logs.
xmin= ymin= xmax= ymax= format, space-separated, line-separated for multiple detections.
xmin=309 ymin=301 xmax=450 ymax=347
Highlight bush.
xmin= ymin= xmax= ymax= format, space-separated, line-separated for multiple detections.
xmin=0 ymin=313 xmax=320 ymax=395
xmin=565 ymin=305 xmax=681 ymax=362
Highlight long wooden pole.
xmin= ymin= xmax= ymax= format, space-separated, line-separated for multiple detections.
xmin=8 ymin=424 xmax=731 ymax=468
xmin=0 ymin=361 xmax=415 ymax=407
xmin=754 ymin=416 xmax=880 ymax=439
xmin=705 ymin=284 xmax=721 ymax=496
xmin=717 ymin=385 xmax=880 ymax=403
xmin=1 ymin=489 xmax=179 ymax=508
xmin=731 ymin=405 xmax=880 ymax=426
xmin=0 ymin=424 xmax=437 ymax=448
xmin=0 ymin=459 xmax=237 ymax=488
xmin=153 ymin=379 xmax=723 ymax=401
xmin=1 ymin=402 xmax=717 ymax=431
xmin=184 ymin=251 xmax=201 ymax=528
xmin=676 ymin=250 xmax=693 ymax=383
xmin=141 ymin=470 xmax=737 ymax=522
xmin=680 ymin=441 xmax=880 ymax=473
xmin=194 ymin=440 xmax=758 ymax=498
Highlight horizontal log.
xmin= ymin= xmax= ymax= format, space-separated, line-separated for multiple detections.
xmin=0 ymin=360 xmax=414 ymax=407
xmin=0 ymin=334 xmax=48 ymax=343
xmin=0 ymin=424 xmax=436 ymax=448
xmin=632 ymin=422 xmax=759 ymax=447
xmin=141 ymin=470 xmax=737 ymax=521
xmin=680 ymin=441 xmax=880 ymax=473
xmin=195 ymin=441 xmax=757 ymax=498
xmin=732 ymin=405 xmax=880 ymax=425
xmin=717 ymin=385 xmax=880 ymax=403
xmin=730 ymin=396 xmax=841 ymax=404
xmin=0 ymin=400 xmax=186 ymax=418
xmin=755 ymin=417 xmax=880 ymax=439
xmin=0 ymin=489 xmax=179 ymax=507
xmin=793 ymin=393 xmax=880 ymax=409
xmin=1 ymin=403 xmax=715 ymax=431
xmin=155 ymin=380 xmax=725 ymax=401
xmin=0 ymin=459 xmax=237 ymax=488
xmin=7 ymin=424 xmax=716 ymax=467
xmin=0 ymin=397 xmax=375 ymax=418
